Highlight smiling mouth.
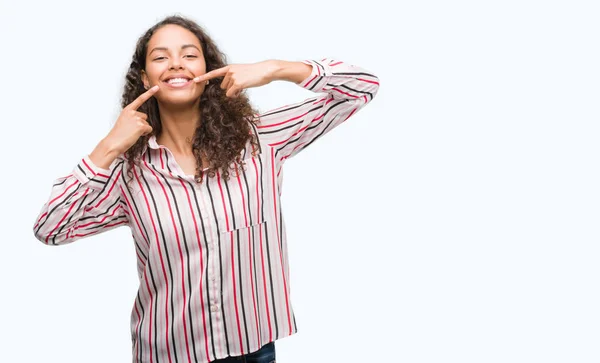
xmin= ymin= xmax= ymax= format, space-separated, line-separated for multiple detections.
xmin=164 ymin=78 xmax=191 ymax=84
xmin=162 ymin=78 xmax=193 ymax=88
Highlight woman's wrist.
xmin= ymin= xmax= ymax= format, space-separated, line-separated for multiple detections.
xmin=89 ymin=138 xmax=121 ymax=170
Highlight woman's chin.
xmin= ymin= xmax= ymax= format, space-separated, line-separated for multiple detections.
xmin=156 ymin=93 xmax=201 ymax=108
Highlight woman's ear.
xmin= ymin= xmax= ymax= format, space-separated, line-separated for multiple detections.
xmin=141 ymin=70 xmax=149 ymax=90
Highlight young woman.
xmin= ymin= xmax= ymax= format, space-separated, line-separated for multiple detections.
xmin=33 ymin=14 xmax=379 ymax=363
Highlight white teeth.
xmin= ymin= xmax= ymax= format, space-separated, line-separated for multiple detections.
xmin=166 ymin=78 xmax=189 ymax=84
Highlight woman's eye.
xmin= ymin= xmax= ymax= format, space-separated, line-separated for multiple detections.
xmin=153 ymin=55 xmax=195 ymax=61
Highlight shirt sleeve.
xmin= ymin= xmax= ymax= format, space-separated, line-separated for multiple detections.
xmin=33 ymin=154 xmax=130 ymax=246
xmin=255 ymin=58 xmax=380 ymax=163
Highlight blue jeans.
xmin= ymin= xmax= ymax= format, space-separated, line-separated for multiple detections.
xmin=212 ymin=342 xmax=276 ymax=363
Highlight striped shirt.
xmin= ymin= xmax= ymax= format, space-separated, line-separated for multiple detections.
xmin=33 ymin=58 xmax=380 ymax=363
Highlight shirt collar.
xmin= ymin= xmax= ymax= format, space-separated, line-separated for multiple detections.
xmin=141 ymin=134 xmax=161 ymax=156
xmin=141 ymin=131 xmax=256 ymax=160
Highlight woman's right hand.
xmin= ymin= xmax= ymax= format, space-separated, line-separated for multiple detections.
xmin=89 ymin=85 xmax=159 ymax=170
xmin=104 ymin=85 xmax=160 ymax=155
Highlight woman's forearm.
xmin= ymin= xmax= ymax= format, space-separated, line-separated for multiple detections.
xmin=268 ymin=60 xmax=313 ymax=84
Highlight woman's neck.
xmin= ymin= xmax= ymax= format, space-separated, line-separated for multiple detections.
xmin=156 ymin=104 xmax=202 ymax=156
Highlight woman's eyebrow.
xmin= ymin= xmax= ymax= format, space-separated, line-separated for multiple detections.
xmin=149 ymin=44 xmax=200 ymax=55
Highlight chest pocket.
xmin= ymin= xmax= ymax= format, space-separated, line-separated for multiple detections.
xmin=210 ymin=152 xmax=269 ymax=234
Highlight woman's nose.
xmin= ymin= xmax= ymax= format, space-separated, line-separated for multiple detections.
xmin=169 ymin=59 xmax=183 ymax=70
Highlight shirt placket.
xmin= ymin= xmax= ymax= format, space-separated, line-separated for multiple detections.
xmin=194 ymin=176 xmax=226 ymax=358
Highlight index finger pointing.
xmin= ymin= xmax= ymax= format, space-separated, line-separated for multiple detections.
xmin=127 ymin=85 xmax=159 ymax=110
xmin=193 ymin=66 xmax=230 ymax=83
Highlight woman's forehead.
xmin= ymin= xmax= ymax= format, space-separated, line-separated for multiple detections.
xmin=149 ymin=24 xmax=201 ymax=49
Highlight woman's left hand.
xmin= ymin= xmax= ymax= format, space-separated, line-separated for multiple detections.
xmin=194 ymin=60 xmax=279 ymax=98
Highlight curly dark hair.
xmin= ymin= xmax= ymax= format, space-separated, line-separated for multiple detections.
xmin=120 ymin=14 xmax=260 ymax=187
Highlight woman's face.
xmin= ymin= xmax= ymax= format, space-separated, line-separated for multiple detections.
xmin=141 ymin=24 xmax=207 ymax=106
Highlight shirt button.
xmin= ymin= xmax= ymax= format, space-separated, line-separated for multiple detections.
xmin=211 ymin=305 xmax=218 ymax=312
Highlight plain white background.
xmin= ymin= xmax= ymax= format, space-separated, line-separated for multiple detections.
xmin=1 ymin=0 xmax=599 ymax=362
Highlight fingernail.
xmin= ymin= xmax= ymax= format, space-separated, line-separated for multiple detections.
xmin=193 ymin=77 xmax=200 ymax=82
xmin=151 ymin=85 xmax=159 ymax=91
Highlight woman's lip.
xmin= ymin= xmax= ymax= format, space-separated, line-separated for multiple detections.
xmin=162 ymin=79 xmax=192 ymax=88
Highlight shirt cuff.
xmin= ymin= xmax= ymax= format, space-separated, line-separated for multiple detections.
xmin=298 ymin=59 xmax=330 ymax=92
xmin=72 ymin=154 xmax=112 ymax=190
